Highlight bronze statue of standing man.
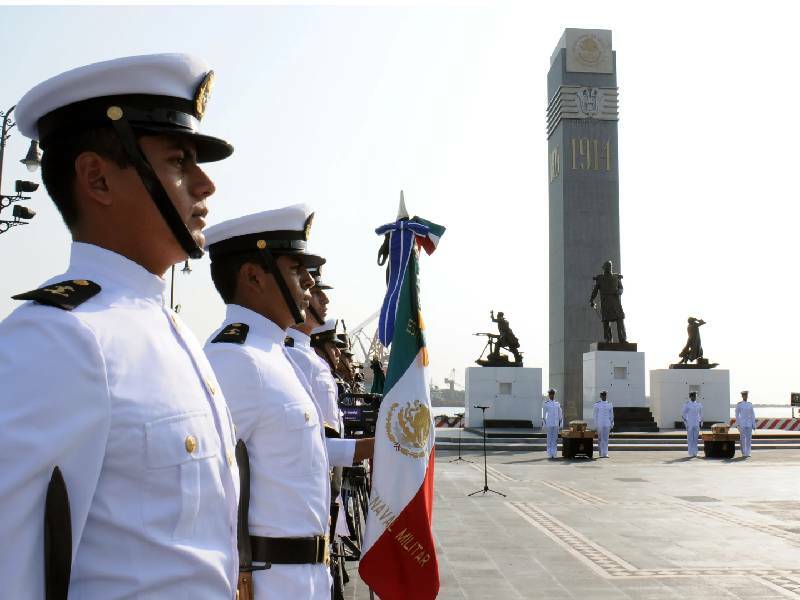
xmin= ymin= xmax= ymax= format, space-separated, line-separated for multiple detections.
xmin=589 ymin=260 xmax=627 ymax=343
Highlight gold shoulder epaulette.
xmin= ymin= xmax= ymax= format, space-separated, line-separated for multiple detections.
xmin=211 ymin=322 xmax=249 ymax=344
xmin=12 ymin=279 xmax=101 ymax=311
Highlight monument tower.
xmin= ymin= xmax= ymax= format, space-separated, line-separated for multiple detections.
xmin=547 ymin=29 xmax=620 ymax=420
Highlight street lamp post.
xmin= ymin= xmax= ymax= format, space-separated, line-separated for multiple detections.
xmin=0 ymin=105 xmax=41 ymax=234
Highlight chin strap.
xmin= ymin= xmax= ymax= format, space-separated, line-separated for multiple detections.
xmin=107 ymin=107 xmax=203 ymax=259
xmin=307 ymin=304 xmax=323 ymax=326
xmin=256 ymin=247 xmax=304 ymax=325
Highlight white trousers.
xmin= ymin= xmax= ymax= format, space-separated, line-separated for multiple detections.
xmin=546 ymin=426 xmax=559 ymax=457
xmin=597 ymin=426 xmax=611 ymax=457
xmin=739 ymin=426 xmax=753 ymax=456
xmin=687 ymin=425 xmax=700 ymax=456
xmin=253 ymin=562 xmax=331 ymax=600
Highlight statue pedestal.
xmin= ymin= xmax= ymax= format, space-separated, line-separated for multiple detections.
xmin=465 ymin=367 xmax=542 ymax=428
xmin=649 ymin=368 xmax=730 ymax=428
xmin=582 ymin=349 xmax=646 ymax=425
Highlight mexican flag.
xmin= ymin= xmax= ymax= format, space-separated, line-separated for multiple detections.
xmin=359 ymin=215 xmax=444 ymax=600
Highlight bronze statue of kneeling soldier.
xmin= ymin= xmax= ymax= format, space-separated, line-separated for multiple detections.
xmin=474 ymin=310 xmax=523 ymax=367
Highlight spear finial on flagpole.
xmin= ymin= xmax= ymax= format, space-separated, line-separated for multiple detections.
xmin=397 ymin=190 xmax=409 ymax=220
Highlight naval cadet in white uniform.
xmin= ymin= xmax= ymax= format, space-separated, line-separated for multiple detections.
xmin=0 ymin=55 xmax=240 ymax=599
xmin=541 ymin=388 xmax=563 ymax=458
xmin=203 ymin=205 xmax=369 ymax=600
xmin=285 ymin=273 xmax=349 ymax=448
xmin=285 ymin=279 xmax=375 ymax=587
xmin=682 ymin=391 xmax=704 ymax=457
xmin=593 ymin=391 xmax=615 ymax=458
xmin=735 ymin=390 xmax=756 ymax=457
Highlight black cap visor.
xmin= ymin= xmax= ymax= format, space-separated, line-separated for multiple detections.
xmin=274 ymin=250 xmax=325 ymax=269
xmin=132 ymin=125 xmax=233 ymax=163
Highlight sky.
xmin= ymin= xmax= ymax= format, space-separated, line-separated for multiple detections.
xmin=0 ymin=2 xmax=798 ymax=410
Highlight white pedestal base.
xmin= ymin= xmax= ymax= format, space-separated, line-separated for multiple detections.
xmin=583 ymin=351 xmax=646 ymax=426
xmin=465 ymin=367 xmax=542 ymax=428
xmin=649 ymin=369 xmax=730 ymax=428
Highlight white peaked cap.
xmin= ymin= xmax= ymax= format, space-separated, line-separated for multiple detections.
xmin=204 ymin=203 xmax=325 ymax=268
xmin=16 ymin=53 xmax=211 ymax=139
xmin=311 ymin=318 xmax=337 ymax=336
xmin=205 ymin=203 xmax=311 ymax=247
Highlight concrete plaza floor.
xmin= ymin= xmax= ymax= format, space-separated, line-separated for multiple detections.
xmin=346 ymin=448 xmax=800 ymax=599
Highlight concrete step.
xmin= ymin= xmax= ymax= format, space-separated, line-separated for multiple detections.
xmin=436 ymin=433 xmax=800 ymax=452
xmin=436 ymin=441 xmax=800 ymax=452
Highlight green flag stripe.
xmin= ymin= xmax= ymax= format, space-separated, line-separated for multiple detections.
xmin=383 ymin=251 xmax=424 ymax=395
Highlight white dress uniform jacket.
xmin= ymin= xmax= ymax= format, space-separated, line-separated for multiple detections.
xmin=682 ymin=400 xmax=704 ymax=427
xmin=735 ymin=401 xmax=756 ymax=429
xmin=286 ymin=331 xmax=356 ymax=467
xmin=0 ymin=243 xmax=239 ymax=600
xmin=205 ymin=305 xmax=333 ymax=600
xmin=735 ymin=400 xmax=756 ymax=457
xmin=593 ymin=400 xmax=614 ymax=457
xmin=542 ymin=399 xmax=563 ymax=428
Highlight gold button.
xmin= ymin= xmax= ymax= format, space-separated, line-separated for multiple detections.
xmin=227 ymin=448 xmax=234 ymax=466
xmin=73 ymin=280 xmax=89 ymax=286
xmin=304 ymin=412 xmax=310 ymax=422
xmin=257 ymin=240 xmax=267 ymax=249
xmin=106 ymin=106 xmax=123 ymax=120
xmin=185 ymin=435 xmax=197 ymax=454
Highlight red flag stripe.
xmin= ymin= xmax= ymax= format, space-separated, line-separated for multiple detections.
xmin=359 ymin=451 xmax=439 ymax=600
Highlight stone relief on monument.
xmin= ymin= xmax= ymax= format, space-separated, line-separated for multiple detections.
xmin=550 ymin=28 xmax=614 ymax=74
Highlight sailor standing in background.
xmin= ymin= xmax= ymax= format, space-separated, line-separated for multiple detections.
xmin=735 ymin=390 xmax=756 ymax=457
xmin=593 ymin=391 xmax=615 ymax=458
xmin=682 ymin=391 xmax=704 ymax=457
xmin=542 ymin=388 xmax=563 ymax=459
xmin=0 ymin=54 xmax=240 ymax=598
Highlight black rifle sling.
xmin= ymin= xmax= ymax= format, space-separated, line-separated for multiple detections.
xmin=44 ymin=466 xmax=71 ymax=600
xmin=236 ymin=439 xmax=253 ymax=571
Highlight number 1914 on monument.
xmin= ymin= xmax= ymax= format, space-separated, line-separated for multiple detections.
xmin=549 ymin=138 xmax=613 ymax=183
xmin=571 ymin=138 xmax=612 ymax=172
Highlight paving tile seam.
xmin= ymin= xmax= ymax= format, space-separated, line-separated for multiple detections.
xmin=541 ymin=480 xmax=610 ymax=504
xmin=506 ymin=501 xmax=636 ymax=575
xmin=677 ymin=501 xmax=800 ymax=544
xmin=753 ymin=574 xmax=800 ymax=598
xmin=506 ymin=501 xmax=800 ymax=588
xmin=467 ymin=461 xmax=513 ymax=483
xmin=485 ymin=464 xmax=515 ymax=482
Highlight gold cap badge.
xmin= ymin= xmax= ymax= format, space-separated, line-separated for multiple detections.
xmin=303 ymin=213 xmax=315 ymax=241
xmin=194 ymin=70 xmax=215 ymax=119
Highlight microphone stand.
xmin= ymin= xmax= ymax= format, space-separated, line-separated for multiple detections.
xmin=468 ymin=406 xmax=506 ymax=497
xmin=449 ymin=412 xmax=473 ymax=463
